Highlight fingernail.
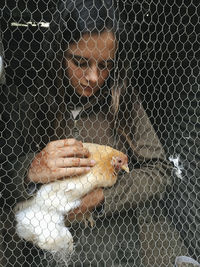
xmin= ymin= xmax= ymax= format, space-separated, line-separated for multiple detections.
xmin=90 ymin=160 xmax=96 ymax=165
xmin=86 ymin=167 xmax=91 ymax=171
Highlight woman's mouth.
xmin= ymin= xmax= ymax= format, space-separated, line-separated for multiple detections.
xmin=81 ymin=85 xmax=95 ymax=96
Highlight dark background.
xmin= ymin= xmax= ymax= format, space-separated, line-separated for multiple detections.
xmin=0 ymin=0 xmax=199 ymax=261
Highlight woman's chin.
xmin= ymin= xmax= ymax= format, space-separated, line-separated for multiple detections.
xmin=78 ymin=88 xmax=99 ymax=98
xmin=82 ymin=92 xmax=93 ymax=98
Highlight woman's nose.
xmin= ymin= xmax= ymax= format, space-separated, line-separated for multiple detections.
xmin=85 ymin=65 xmax=99 ymax=84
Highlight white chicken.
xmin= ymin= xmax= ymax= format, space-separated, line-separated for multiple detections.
xmin=14 ymin=143 xmax=129 ymax=255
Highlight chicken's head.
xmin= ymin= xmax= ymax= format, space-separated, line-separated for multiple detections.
xmin=83 ymin=143 xmax=129 ymax=188
xmin=100 ymin=151 xmax=129 ymax=187
xmin=111 ymin=154 xmax=129 ymax=174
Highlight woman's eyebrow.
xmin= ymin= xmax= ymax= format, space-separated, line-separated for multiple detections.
xmin=67 ymin=53 xmax=114 ymax=63
xmin=67 ymin=53 xmax=88 ymax=61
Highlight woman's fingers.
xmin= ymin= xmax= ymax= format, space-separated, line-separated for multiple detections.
xmin=27 ymin=139 xmax=93 ymax=183
xmin=45 ymin=140 xmax=90 ymax=158
xmin=56 ymin=146 xmax=90 ymax=158
xmin=53 ymin=157 xmax=96 ymax=168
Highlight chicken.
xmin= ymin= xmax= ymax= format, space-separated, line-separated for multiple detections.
xmin=14 ymin=143 xmax=129 ymax=256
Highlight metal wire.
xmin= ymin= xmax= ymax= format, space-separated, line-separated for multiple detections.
xmin=0 ymin=1 xmax=199 ymax=266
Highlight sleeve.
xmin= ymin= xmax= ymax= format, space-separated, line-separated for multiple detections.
xmin=2 ymin=153 xmax=39 ymax=207
xmin=103 ymin=100 xmax=172 ymax=215
xmin=1 ymin=85 xmax=40 ymax=208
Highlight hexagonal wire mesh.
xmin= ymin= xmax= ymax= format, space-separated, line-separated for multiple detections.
xmin=0 ymin=0 xmax=199 ymax=266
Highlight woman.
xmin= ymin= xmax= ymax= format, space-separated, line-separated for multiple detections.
xmin=1 ymin=0 xmax=188 ymax=266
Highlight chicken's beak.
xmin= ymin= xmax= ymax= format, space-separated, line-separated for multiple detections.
xmin=121 ymin=164 xmax=129 ymax=173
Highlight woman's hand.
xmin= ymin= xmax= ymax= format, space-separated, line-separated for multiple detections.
xmin=28 ymin=139 xmax=95 ymax=183
xmin=66 ymin=188 xmax=104 ymax=222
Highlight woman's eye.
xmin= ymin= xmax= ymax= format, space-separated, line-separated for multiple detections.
xmin=73 ymin=59 xmax=88 ymax=68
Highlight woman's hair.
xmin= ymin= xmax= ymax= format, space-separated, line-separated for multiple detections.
xmin=58 ymin=0 xmax=118 ymax=44
xmin=44 ymin=0 xmax=127 ymax=86
xmin=39 ymin=0 xmax=129 ymax=130
xmin=34 ymin=0 xmax=130 ymax=140
xmin=47 ymin=0 xmax=121 ymax=58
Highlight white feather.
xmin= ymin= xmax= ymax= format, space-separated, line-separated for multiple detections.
xmin=15 ymin=172 xmax=98 ymax=253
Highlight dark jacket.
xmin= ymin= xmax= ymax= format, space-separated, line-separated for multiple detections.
xmin=1 ymin=83 xmax=170 ymax=208
xmin=0 ymin=83 xmax=188 ymax=266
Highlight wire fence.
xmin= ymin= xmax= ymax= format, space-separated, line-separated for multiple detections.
xmin=0 ymin=0 xmax=199 ymax=266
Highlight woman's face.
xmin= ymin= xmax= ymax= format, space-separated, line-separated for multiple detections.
xmin=65 ymin=31 xmax=116 ymax=97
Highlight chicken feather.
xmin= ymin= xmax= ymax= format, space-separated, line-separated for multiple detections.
xmin=15 ymin=143 xmax=129 ymax=255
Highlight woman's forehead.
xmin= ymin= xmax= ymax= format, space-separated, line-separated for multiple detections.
xmin=67 ymin=31 xmax=117 ymax=60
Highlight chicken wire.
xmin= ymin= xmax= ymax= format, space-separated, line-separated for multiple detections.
xmin=0 ymin=0 xmax=200 ymax=266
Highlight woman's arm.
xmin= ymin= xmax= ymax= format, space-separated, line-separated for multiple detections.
xmin=103 ymin=101 xmax=172 ymax=215
xmin=68 ymin=99 xmax=172 ymax=219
